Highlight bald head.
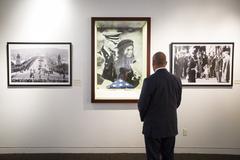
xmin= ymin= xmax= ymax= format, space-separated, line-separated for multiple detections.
xmin=152 ymin=52 xmax=167 ymax=71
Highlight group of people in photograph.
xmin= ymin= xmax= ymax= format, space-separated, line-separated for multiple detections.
xmin=174 ymin=45 xmax=231 ymax=83
xmin=96 ymin=30 xmax=141 ymax=88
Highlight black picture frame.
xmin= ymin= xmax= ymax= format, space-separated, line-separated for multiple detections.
xmin=170 ymin=42 xmax=234 ymax=86
xmin=91 ymin=17 xmax=151 ymax=103
xmin=7 ymin=42 xmax=72 ymax=86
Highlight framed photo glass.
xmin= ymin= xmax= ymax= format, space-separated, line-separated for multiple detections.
xmin=7 ymin=42 xmax=72 ymax=86
xmin=92 ymin=17 xmax=151 ymax=102
xmin=170 ymin=42 xmax=234 ymax=86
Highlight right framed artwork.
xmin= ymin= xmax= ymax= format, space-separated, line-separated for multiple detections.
xmin=170 ymin=42 xmax=234 ymax=86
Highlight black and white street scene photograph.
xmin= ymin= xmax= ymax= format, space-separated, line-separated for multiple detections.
xmin=92 ymin=17 xmax=150 ymax=102
xmin=171 ymin=43 xmax=234 ymax=86
xmin=7 ymin=43 xmax=72 ymax=86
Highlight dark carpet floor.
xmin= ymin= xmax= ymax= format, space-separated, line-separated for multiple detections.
xmin=0 ymin=153 xmax=239 ymax=160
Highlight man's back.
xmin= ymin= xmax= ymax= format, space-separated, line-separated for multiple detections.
xmin=138 ymin=68 xmax=182 ymax=138
xmin=138 ymin=52 xmax=182 ymax=160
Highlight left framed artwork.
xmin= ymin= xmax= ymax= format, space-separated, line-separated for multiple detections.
xmin=7 ymin=42 xmax=72 ymax=86
xmin=92 ymin=17 xmax=151 ymax=103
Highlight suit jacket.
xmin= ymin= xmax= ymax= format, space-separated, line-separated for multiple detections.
xmin=138 ymin=68 xmax=182 ymax=138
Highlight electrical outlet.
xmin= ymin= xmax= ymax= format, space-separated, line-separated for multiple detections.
xmin=183 ymin=129 xmax=187 ymax=136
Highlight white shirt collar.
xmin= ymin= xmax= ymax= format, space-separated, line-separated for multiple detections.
xmin=154 ymin=67 xmax=166 ymax=72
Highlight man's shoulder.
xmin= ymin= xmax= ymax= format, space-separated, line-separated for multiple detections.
xmin=166 ymin=71 xmax=181 ymax=81
xmin=144 ymin=69 xmax=180 ymax=81
xmin=145 ymin=73 xmax=156 ymax=80
xmin=143 ymin=73 xmax=158 ymax=85
xmin=158 ymin=70 xmax=182 ymax=84
xmin=171 ymin=74 xmax=182 ymax=86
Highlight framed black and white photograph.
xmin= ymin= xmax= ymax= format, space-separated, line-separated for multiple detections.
xmin=92 ymin=17 xmax=151 ymax=102
xmin=7 ymin=42 xmax=72 ymax=86
xmin=170 ymin=42 xmax=234 ymax=86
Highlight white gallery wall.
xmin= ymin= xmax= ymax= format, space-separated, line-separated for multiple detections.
xmin=0 ymin=0 xmax=240 ymax=154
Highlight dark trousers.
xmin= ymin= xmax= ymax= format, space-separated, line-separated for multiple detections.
xmin=144 ymin=135 xmax=175 ymax=160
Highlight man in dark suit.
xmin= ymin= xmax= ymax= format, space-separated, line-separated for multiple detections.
xmin=138 ymin=52 xmax=182 ymax=160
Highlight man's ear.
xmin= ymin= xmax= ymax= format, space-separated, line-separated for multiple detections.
xmin=152 ymin=64 xmax=156 ymax=72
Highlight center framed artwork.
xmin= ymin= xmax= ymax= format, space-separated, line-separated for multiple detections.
xmin=91 ymin=17 xmax=151 ymax=103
